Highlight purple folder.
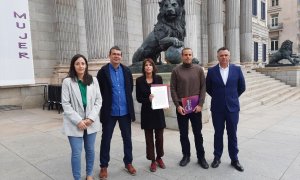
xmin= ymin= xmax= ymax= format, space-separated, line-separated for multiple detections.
xmin=181 ymin=95 xmax=199 ymax=114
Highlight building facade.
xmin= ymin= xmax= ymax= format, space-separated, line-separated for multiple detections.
xmin=252 ymin=0 xmax=269 ymax=64
xmin=268 ymin=0 xmax=299 ymax=56
xmin=27 ymin=0 xmax=259 ymax=84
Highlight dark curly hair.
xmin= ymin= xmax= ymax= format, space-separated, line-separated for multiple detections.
xmin=142 ymin=58 xmax=157 ymax=77
xmin=67 ymin=54 xmax=93 ymax=85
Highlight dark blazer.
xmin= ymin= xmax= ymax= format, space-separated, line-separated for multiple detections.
xmin=206 ymin=64 xmax=246 ymax=112
xmin=96 ymin=63 xmax=135 ymax=124
xmin=136 ymin=75 xmax=166 ymax=129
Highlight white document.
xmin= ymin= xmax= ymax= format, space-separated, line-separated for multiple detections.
xmin=151 ymin=85 xmax=169 ymax=110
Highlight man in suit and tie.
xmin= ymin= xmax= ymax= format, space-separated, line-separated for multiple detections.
xmin=206 ymin=47 xmax=246 ymax=172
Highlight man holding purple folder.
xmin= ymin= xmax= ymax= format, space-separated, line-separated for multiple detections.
xmin=170 ymin=48 xmax=209 ymax=169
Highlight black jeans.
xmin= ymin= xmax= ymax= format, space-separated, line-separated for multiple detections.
xmin=100 ymin=114 xmax=132 ymax=167
xmin=176 ymin=111 xmax=205 ymax=159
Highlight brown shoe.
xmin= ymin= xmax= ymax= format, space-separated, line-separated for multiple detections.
xmin=99 ymin=167 xmax=108 ymax=180
xmin=125 ymin=164 xmax=136 ymax=175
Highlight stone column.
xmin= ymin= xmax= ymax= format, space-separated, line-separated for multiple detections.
xmin=226 ymin=0 xmax=240 ymax=64
xmin=76 ymin=0 xmax=88 ymax=58
xmin=112 ymin=0 xmax=129 ymax=63
xmin=83 ymin=0 xmax=114 ymax=59
xmin=185 ymin=0 xmax=198 ymax=56
xmin=141 ymin=0 xmax=160 ymax=38
xmin=200 ymin=0 xmax=208 ymax=65
xmin=240 ymin=0 xmax=253 ymax=63
xmin=208 ymin=0 xmax=223 ymax=64
xmin=127 ymin=1 xmax=144 ymax=65
xmin=55 ymin=0 xmax=80 ymax=63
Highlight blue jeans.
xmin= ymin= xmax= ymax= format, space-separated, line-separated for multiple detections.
xmin=68 ymin=131 xmax=97 ymax=180
xmin=176 ymin=111 xmax=205 ymax=159
xmin=100 ymin=114 xmax=132 ymax=167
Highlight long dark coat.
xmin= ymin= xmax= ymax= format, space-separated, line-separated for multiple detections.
xmin=136 ymin=75 xmax=166 ymax=129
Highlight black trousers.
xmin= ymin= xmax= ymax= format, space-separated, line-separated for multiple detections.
xmin=176 ymin=111 xmax=205 ymax=159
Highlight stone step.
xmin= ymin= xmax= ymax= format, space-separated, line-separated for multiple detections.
xmin=245 ymin=80 xmax=286 ymax=92
xmin=244 ymin=70 xmax=267 ymax=76
xmin=241 ymin=100 xmax=262 ymax=111
xmin=282 ymin=88 xmax=300 ymax=102
xmin=240 ymin=96 xmax=256 ymax=107
xmin=246 ymin=82 xmax=282 ymax=93
xmin=244 ymin=74 xmax=268 ymax=81
xmin=245 ymin=76 xmax=275 ymax=85
xmin=242 ymin=70 xmax=264 ymax=75
xmin=246 ymin=77 xmax=280 ymax=87
xmin=241 ymin=85 xmax=291 ymax=106
xmin=260 ymin=87 xmax=294 ymax=105
xmin=246 ymin=81 xmax=290 ymax=95
xmin=241 ymin=87 xmax=296 ymax=110
xmin=254 ymin=85 xmax=291 ymax=100
xmin=265 ymin=88 xmax=300 ymax=106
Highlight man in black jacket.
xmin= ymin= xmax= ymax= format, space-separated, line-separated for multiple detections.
xmin=97 ymin=46 xmax=136 ymax=179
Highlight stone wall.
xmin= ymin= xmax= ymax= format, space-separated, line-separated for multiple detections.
xmin=0 ymin=85 xmax=45 ymax=109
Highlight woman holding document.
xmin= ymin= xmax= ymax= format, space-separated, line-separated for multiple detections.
xmin=136 ymin=58 xmax=166 ymax=172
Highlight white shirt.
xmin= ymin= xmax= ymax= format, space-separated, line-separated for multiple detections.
xmin=219 ymin=64 xmax=229 ymax=85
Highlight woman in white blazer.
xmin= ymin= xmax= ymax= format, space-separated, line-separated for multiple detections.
xmin=62 ymin=54 xmax=102 ymax=180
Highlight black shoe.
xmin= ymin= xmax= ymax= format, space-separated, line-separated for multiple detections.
xmin=198 ymin=158 xmax=209 ymax=169
xmin=211 ymin=158 xmax=221 ymax=168
xmin=231 ymin=160 xmax=244 ymax=172
xmin=179 ymin=156 xmax=190 ymax=166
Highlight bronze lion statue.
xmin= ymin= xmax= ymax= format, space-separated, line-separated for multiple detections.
xmin=132 ymin=0 xmax=186 ymax=64
xmin=269 ymin=40 xmax=299 ymax=65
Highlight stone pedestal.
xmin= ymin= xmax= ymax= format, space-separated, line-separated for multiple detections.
xmin=255 ymin=66 xmax=300 ymax=87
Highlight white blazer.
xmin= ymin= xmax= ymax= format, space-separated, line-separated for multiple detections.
xmin=61 ymin=77 xmax=102 ymax=137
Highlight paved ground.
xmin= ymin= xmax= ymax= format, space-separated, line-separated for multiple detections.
xmin=0 ymin=100 xmax=300 ymax=180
